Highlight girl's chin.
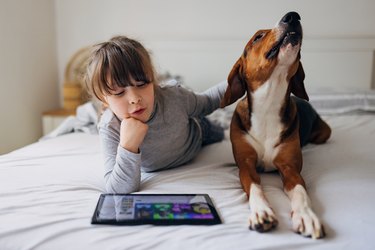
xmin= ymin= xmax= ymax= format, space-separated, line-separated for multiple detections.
xmin=130 ymin=113 xmax=150 ymax=122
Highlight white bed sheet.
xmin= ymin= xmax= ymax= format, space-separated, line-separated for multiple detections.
xmin=1 ymin=114 xmax=375 ymax=250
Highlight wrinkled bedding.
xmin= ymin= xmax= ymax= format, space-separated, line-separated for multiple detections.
xmin=1 ymin=112 xmax=375 ymax=249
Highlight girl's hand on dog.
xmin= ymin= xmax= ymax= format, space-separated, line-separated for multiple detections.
xmin=119 ymin=117 xmax=148 ymax=153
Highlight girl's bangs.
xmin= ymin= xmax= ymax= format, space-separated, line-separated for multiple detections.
xmin=106 ymin=46 xmax=154 ymax=89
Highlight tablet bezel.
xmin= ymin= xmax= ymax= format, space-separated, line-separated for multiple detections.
xmin=91 ymin=193 xmax=222 ymax=225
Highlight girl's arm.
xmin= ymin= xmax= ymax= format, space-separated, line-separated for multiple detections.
xmin=99 ymin=124 xmax=142 ymax=194
xmin=185 ymin=80 xmax=228 ymax=116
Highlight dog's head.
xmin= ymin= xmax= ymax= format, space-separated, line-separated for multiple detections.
xmin=221 ymin=11 xmax=308 ymax=108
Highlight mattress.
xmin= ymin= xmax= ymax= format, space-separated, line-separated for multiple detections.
xmin=1 ymin=113 xmax=375 ymax=250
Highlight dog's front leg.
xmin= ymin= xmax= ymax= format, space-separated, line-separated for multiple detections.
xmin=286 ymin=184 xmax=325 ymax=239
xmin=274 ymin=144 xmax=325 ymax=239
xmin=248 ymin=182 xmax=278 ymax=232
xmin=231 ymin=128 xmax=278 ymax=232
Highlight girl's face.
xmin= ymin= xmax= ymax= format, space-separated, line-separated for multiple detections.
xmin=104 ymin=81 xmax=155 ymax=123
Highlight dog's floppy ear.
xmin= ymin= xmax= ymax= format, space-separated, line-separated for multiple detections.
xmin=220 ymin=59 xmax=246 ymax=108
xmin=290 ymin=61 xmax=309 ymax=101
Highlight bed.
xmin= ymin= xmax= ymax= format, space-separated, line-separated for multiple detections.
xmin=1 ymin=91 xmax=375 ymax=250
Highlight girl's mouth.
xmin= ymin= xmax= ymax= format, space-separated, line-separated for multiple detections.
xmin=131 ymin=108 xmax=145 ymax=116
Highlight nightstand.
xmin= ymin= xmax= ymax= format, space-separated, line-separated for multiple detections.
xmin=42 ymin=109 xmax=76 ymax=135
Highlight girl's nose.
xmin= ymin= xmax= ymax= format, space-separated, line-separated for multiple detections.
xmin=130 ymin=97 xmax=141 ymax=104
xmin=128 ymin=89 xmax=141 ymax=104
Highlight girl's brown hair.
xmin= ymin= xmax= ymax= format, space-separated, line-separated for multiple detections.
xmin=86 ymin=36 xmax=156 ymax=102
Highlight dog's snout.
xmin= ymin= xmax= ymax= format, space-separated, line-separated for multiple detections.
xmin=281 ymin=12 xmax=301 ymax=25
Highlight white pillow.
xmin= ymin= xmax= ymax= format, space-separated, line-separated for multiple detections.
xmin=309 ymin=90 xmax=375 ymax=115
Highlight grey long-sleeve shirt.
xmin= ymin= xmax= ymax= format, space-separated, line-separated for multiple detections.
xmin=98 ymin=81 xmax=227 ymax=193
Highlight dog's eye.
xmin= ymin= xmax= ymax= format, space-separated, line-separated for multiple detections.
xmin=253 ymin=33 xmax=264 ymax=44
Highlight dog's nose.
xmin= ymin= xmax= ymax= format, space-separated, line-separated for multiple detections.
xmin=281 ymin=12 xmax=301 ymax=24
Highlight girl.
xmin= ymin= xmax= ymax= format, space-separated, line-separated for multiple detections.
xmin=86 ymin=36 xmax=227 ymax=193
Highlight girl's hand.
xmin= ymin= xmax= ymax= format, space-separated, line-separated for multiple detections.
xmin=119 ymin=117 xmax=148 ymax=153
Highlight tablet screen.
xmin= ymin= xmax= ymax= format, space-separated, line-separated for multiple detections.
xmin=91 ymin=194 xmax=221 ymax=225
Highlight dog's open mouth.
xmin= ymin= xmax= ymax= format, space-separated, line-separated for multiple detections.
xmin=266 ymin=31 xmax=302 ymax=59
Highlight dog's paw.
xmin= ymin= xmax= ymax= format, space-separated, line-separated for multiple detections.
xmin=291 ymin=209 xmax=326 ymax=239
xmin=249 ymin=207 xmax=278 ymax=232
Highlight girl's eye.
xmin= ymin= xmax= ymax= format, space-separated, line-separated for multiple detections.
xmin=114 ymin=90 xmax=125 ymax=96
xmin=135 ymin=82 xmax=148 ymax=88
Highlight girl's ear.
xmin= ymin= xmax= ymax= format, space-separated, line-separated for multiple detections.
xmin=100 ymin=103 xmax=108 ymax=115
xmin=220 ymin=58 xmax=246 ymax=108
xmin=102 ymin=96 xmax=109 ymax=107
xmin=103 ymin=96 xmax=107 ymax=104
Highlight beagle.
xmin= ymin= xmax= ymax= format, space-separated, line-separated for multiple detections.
xmin=220 ymin=12 xmax=331 ymax=239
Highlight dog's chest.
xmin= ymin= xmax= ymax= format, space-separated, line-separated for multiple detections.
xmin=245 ymin=77 xmax=288 ymax=171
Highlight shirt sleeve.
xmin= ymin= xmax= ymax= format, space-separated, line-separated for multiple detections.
xmin=99 ymin=122 xmax=142 ymax=194
xmin=184 ymin=80 xmax=228 ymax=117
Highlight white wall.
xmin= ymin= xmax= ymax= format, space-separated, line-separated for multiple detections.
xmin=55 ymin=0 xmax=375 ymax=93
xmin=1 ymin=0 xmax=375 ymax=153
xmin=0 ymin=0 xmax=58 ymax=154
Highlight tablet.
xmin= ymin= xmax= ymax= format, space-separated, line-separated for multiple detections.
xmin=91 ymin=193 xmax=222 ymax=225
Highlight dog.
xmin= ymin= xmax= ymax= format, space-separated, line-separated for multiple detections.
xmin=220 ymin=12 xmax=331 ymax=239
